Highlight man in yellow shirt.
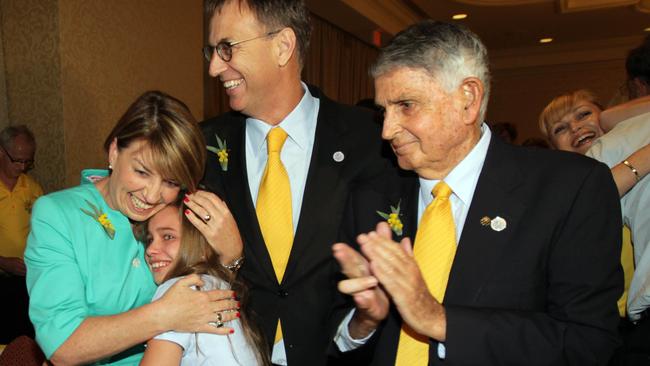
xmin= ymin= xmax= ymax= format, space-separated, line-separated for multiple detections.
xmin=0 ymin=125 xmax=42 ymax=343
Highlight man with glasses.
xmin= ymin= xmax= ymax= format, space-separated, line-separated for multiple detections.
xmin=0 ymin=125 xmax=42 ymax=343
xmin=200 ymin=0 xmax=388 ymax=365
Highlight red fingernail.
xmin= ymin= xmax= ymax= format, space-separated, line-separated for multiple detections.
xmin=183 ymin=196 xmax=189 ymax=203
xmin=184 ymin=209 xmax=191 ymax=215
xmin=229 ymin=329 xmax=235 ymax=334
xmin=237 ymin=301 xmax=241 ymax=308
xmin=236 ymin=312 xmax=241 ymax=318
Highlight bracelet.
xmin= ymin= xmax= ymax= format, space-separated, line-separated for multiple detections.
xmin=622 ymin=160 xmax=641 ymax=182
xmin=223 ymin=256 xmax=244 ymax=272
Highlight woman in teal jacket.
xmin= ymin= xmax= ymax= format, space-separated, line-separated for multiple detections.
xmin=25 ymin=91 xmax=240 ymax=365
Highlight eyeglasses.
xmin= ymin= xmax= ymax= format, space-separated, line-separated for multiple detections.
xmin=0 ymin=144 xmax=34 ymax=170
xmin=203 ymin=29 xmax=281 ymax=62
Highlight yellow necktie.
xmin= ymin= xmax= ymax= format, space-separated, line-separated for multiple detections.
xmin=256 ymin=127 xmax=293 ymax=343
xmin=395 ymin=181 xmax=457 ymax=366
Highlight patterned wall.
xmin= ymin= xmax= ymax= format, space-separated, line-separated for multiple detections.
xmin=58 ymin=0 xmax=204 ymax=188
xmin=0 ymin=0 xmax=65 ymax=193
xmin=0 ymin=0 xmax=203 ymax=192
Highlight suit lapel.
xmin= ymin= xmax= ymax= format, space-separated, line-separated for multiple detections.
xmin=282 ymin=96 xmax=347 ymax=284
xmin=218 ymin=117 xmax=278 ymax=284
xmin=445 ymin=137 xmax=526 ymax=304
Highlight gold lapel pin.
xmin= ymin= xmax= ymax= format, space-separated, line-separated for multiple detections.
xmin=480 ymin=216 xmax=491 ymax=226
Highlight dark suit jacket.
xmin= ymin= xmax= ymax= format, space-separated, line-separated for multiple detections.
xmin=340 ymin=135 xmax=623 ymax=366
xmin=201 ymin=85 xmax=388 ymax=365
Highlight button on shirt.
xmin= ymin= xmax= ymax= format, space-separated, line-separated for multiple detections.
xmin=245 ymin=82 xmax=319 ymax=364
xmin=335 ymin=124 xmax=492 ymax=360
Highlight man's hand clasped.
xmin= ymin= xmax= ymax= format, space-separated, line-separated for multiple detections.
xmin=334 ymin=222 xmax=446 ymax=341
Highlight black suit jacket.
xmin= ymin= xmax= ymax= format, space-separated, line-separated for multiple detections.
xmin=340 ymin=135 xmax=623 ymax=366
xmin=201 ymin=86 xmax=388 ymax=365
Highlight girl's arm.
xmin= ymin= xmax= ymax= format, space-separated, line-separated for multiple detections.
xmin=140 ymin=339 xmax=183 ymax=366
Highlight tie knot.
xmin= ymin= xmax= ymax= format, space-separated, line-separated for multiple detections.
xmin=267 ymin=128 xmax=288 ymax=153
xmin=432 ymin=181 xmax=452 ymax=200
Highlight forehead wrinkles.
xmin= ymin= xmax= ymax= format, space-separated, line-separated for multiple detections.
xmin=211 ymin=2 xmax=260 ymax=42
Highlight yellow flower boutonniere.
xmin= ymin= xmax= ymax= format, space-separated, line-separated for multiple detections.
xmin=207 ymin=134 xmax=229 ymax=171
xmin=81 ymin=200 xmax=116 ymax=239
xmin=377 ymin=200 xmax=403 ymax=236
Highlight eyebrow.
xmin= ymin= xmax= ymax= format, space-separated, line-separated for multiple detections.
xmin=154 ymin=226 xmax=178 ymax=233
xmin=133 ymin=156 xmax=155 ymax=175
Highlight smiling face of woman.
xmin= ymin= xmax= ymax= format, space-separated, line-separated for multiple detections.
xmin=547 ymin=100 xmax=604 ymax=155
xmin=103 ymin=138 xmax=181 ymax=222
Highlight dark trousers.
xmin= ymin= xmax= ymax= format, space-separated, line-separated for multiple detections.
xmin=610 ymin=313 xmax=650 ymax=366
xmin=0 ymin=274 xmax=34 ymax=343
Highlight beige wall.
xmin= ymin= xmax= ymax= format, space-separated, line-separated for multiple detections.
xmin=1 ymin=0 xmax=203 ymax=192
xmin=487 ymin=36 xmax=643 ymax=144
xmin=1 ymin=1 xmax=645 ymax=189
xmin=1 ymin=0 xmax=65 ymax=192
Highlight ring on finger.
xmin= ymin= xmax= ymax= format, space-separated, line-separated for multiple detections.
xmin=209 ymin=319 xmax=224 ymax=328
xmin=204 ymin=214 xmax=211 ymax=222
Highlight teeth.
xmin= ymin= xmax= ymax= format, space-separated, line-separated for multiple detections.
xmin=223 ymin=79 xmax=243 ymax=89
xmin=130 ymin=194 xmax=153 ymax=210
xmin=150 ymin=261 xmax=170 ymax=269
xmin=575 ymin=133 xmax=594 ymax=146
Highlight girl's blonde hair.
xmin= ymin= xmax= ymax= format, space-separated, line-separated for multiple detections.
xmin=158 ymin=206 xmax=270 ymax=366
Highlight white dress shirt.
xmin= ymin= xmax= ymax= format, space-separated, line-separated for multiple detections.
xmin=587 ymin=111 xmax=650 ymax=320
xmin=245 ymin=82 xmax=319 ymax=364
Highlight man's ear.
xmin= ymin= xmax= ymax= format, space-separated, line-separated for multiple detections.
xmin=460 ymin=77 xmax=484 ymax=125
xmin=274 ymin=27 xmax=297 ymax=67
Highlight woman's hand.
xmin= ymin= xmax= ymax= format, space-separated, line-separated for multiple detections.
xmin=183 ymin=191 xmax=243 ymax=264
xmin=154 ymin=274 xmax=240 ymax=334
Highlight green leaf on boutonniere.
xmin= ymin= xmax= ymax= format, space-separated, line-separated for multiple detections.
xmin=376 ymin=200 xmax=403 ymax=236
xmin=207 ymin=134 xmax=228 ymax=171
xmin=81 ymin=200 xmax=115 ymax=239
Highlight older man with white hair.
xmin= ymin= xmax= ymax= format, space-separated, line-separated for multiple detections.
xmin=332 ymin=20 xmax=623 ymax=365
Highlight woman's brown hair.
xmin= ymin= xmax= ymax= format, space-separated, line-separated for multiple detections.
xmin=104 ymin=90 xmax=206 ymax=193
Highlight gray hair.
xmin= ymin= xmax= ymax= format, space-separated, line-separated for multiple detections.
xmin=205 ymin=0 xmax=312 ymax=69
xmin=0 ymin=125 xmax=36 ymax=149
xmin=371 ymin=20 xmax=491 ymax=121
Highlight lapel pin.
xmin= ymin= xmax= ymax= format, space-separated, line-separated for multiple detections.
xmin=333 ymin=151 xmax=345 ymax=162
xmin=132 ymin=257 xmax=141 ymax=268
xmin=480 ymin=216 xmax=491 ymax=226
xmin=490 ymin=216 xmax=507 ymax=232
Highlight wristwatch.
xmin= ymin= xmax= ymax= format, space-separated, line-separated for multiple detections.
xmin=223 ymin=256 xmax=244 ymax=272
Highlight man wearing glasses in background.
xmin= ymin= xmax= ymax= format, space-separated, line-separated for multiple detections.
xmin=200 ymin=0 xmax=389 ymax=365
xmin=0 ymin=125 xmax=42 ymax=343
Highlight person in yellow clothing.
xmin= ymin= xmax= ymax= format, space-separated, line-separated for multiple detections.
xmin=0 ymin=125 xmax=42 ymax=343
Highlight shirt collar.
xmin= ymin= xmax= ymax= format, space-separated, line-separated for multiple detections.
xmin=419 ymin=123 xmax=492 ymax=205
xmin=246 ymin=82 xmax=317 ymax=152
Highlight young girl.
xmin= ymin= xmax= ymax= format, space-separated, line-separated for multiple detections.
xmin=140 ymin=204 xmax=269 ymax=366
